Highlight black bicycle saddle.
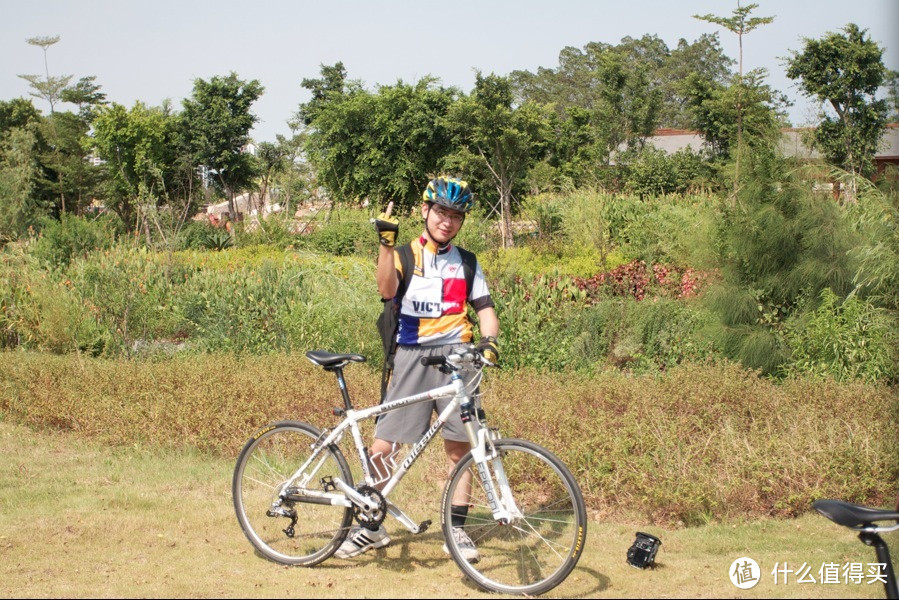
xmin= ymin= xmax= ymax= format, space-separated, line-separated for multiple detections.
xmin=305 ymin=350 xmax=366 ymax=368
xmin=813 ymin=499 xmax=899 ymax=528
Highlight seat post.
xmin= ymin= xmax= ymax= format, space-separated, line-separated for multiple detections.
xmin=333 ymin=367 xmax=353 ymax=411
xmin=859 ymin=531 xmax=898 ymax=599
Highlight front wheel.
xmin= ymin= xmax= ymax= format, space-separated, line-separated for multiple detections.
xmin=441 ymin=438 xmax=587 ymax=596
xmin=232 ymin=420 xmax=354 ymax=566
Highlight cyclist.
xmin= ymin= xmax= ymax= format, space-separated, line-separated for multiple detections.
xmin=335 ymin=176 xmax=500 ymax=561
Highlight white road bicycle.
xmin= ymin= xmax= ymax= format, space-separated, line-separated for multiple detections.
xmin=232 ymin=346 xmax=587 ymax=596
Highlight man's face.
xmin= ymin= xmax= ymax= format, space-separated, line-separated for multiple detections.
xmin=422 ymin=203 xmax=464 ymax=244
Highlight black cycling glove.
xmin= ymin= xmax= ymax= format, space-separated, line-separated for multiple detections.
xmin=374 ymin=213 xmax=399 ymax=247
xmin=476 ymin=336 xmax=499 ymax=364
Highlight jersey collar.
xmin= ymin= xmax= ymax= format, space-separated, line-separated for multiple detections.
xmin=419 ymin=234 xmax=452 ymax=255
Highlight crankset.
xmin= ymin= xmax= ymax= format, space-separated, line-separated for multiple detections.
xmin=351 ymin=484 xmax=388 ymax=530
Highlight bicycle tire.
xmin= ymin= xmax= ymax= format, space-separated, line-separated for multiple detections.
xmin=441 ymin=438 xmax=587 ymax=596
xmin=232 ymin=420 xmax=354 ymax=566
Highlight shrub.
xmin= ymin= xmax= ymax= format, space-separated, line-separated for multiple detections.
xmin=304 ymin=220 xmax=372 ymax=257
xmin=234 ymin=216 xmax=298 ymax=250
xmin=569 ymin=296 xmax=717 ymax=373
xmin=491 ymin=274 xmax=587 ymax=370
xmin=554 ymin=190 xmax=717 ymax=267
xmin=623 ymin=147 xmax=716 ymax=197
xmin=783 ymin=288 xmax=899 ymax=383
xmin=480 ymin=244 xmax=624 ymax=279
xmin=174 ymin=221 xmax=221 ymax=251
xmin=0 ymin=245 xmax=110 ymax=354
xmin=68 ymin=246 xmax=183 ymax=355
xmin=31 ymin=213 xmax=123 ymax=268
xmin=573 ymin=259 xmax=715 ymax=303
xmin=451 ymin=208 xmax=493 ymax=254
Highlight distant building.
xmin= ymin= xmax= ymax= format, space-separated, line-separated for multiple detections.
xmin=640 ymin=123 xmax=899 ymax=175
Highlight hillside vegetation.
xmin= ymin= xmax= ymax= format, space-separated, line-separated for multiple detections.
xmin=1 ymin=353 xmax=895 ymax=525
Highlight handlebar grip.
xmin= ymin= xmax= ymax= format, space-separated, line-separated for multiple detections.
xmin=420 ymin=356 xmax=446 ymax=367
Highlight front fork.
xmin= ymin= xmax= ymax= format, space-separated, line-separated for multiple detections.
xmin=461 ymin=399 xmax=521 ymax=524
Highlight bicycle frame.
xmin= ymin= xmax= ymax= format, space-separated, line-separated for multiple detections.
xmin=275 ymin=365 xmax=516 ymax=533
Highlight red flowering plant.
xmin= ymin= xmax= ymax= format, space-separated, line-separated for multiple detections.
xmin=574 ymin=259 xmax=714 ymax=303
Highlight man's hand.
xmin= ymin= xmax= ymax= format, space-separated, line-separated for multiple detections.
xmin=375 ymin=214 xmax=399 ymax=247
xmin=374 ymin=201 xmax=399 ymax=247
xmin=476 ymin=336 xmax=499 ymax=365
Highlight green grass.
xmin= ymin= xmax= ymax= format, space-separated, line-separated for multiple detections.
xmin=0 ymin=420 xmax=894 ymax=598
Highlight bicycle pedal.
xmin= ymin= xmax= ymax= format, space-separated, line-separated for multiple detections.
xmin=416 ymin=519 xmax=432 ymax=534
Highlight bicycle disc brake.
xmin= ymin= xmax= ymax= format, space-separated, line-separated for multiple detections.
xmin=351 ymin=484 xmax=387 ymax=530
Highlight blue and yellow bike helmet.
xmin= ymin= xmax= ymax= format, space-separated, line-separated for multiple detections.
xmin=422 ymin=176 xmax=473 ymax=213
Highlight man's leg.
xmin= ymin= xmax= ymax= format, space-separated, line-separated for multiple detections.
xmin=370 ymin=437 xmax=399 ymax=485
xmin=334 ymin=437 xmax=397 ymax=559
xmin=444 ymin=439 xmax=479 ymax=562
xmin=444 ymin=439 xmax=472 ymax=507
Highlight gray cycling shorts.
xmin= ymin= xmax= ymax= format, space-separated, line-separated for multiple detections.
xmin=374 ymin=344 xmax=477 ymax=444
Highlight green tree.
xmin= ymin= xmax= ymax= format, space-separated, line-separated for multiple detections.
xmin=786 ymin=24 xmax=889 ymax=182
xmin=661 ymin=33 xmax=735 ymax=128
xmin=885 ymin=69 xmax=899 ymax=121
xmin=446 ymin=73 xmax=551 ymax=248
xmin=253 ymin=140 xmax=287 ymax=215
xmin=707 ymin=149 xmax=861 ymax=375
xmin=0 ymin=98 xmax=42 ymax=134
xmin=683 ymin=69 xmax=788 ymax=158
xmin=512 ymin=37 xmax=664 ymax=157
xmin=61 ymin=76 xmax=107 ymax=122
xmin=92 ymin=102 xmax=179 ymax=234
xmin=0 ymin=99 xmax=57 ymax=220
xmin=510 ymin=34 xmax=734 ymax=185
xmin=694 ymin=2 xmax=775 ymax=182
xmin=18 ymin=35 xmax=71 ymax=114
xmin=181 ymin=73 xmax=264 ymax=222
xmin=272 ymin=124 xmax=312 ymax=216
xmin=694 ymin=3 xmax=774 ymax=81
xmin=0 ymin=126 xmax=46 ymax=242
xmin=301 ymin=67 xmax=458 ymax=212
xmin=40 ymin=111 xmax=103 ymax=215
xmin=18 ymin=35 xmax=75 ymax=213
xmin=298 ymin=62 xmax=348 ymax=126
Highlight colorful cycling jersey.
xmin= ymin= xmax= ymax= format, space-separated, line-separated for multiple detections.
xmin=394 ymin=236 xmax=494 ymax=346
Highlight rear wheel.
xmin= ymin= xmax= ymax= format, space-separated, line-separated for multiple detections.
xmin=441 ymin=439 xmax=587 ymax=595
xmin=232 ymin=421 xmax=353 ymax=565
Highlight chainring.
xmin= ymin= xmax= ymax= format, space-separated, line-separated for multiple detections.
xmin=351 ymin=484 xmax=387 ymax=529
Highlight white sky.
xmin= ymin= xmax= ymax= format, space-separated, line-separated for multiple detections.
xmin=2 ymin=0 xmax=897 ymax=142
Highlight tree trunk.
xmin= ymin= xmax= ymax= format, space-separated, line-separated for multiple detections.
xmin=227 ymin=188 xmax=236 ymax=222
xmin=142 ymin=212 xmax=152 ymax=246
xmin=500 ymin=187 xmax=514 ymax=249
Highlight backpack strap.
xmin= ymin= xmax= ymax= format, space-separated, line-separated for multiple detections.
xmin=458 ymin=247 xmax=477 ymax=302
xmin=458 ymin=247 xmax=480 ymax=327
xmin=379 ymin=243 xmax=414 ymax=403
xmin=395 ymin=244 xmax=415 ymax=302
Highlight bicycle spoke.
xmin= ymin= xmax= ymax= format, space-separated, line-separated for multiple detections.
xmin=516 ymin=513 xmax=576 ymax=525
xmin=242 ymin=475 xmax=280 ymax=491
xmin=234 ymin=422 xmax=354 ymax=566
xmin=512 ymin=521 xmax=568 ymax=560
xmin=443 ymin=440 xmax=586 ymax=595
xmin=250 ymin=451 xmax=288 ymax=481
